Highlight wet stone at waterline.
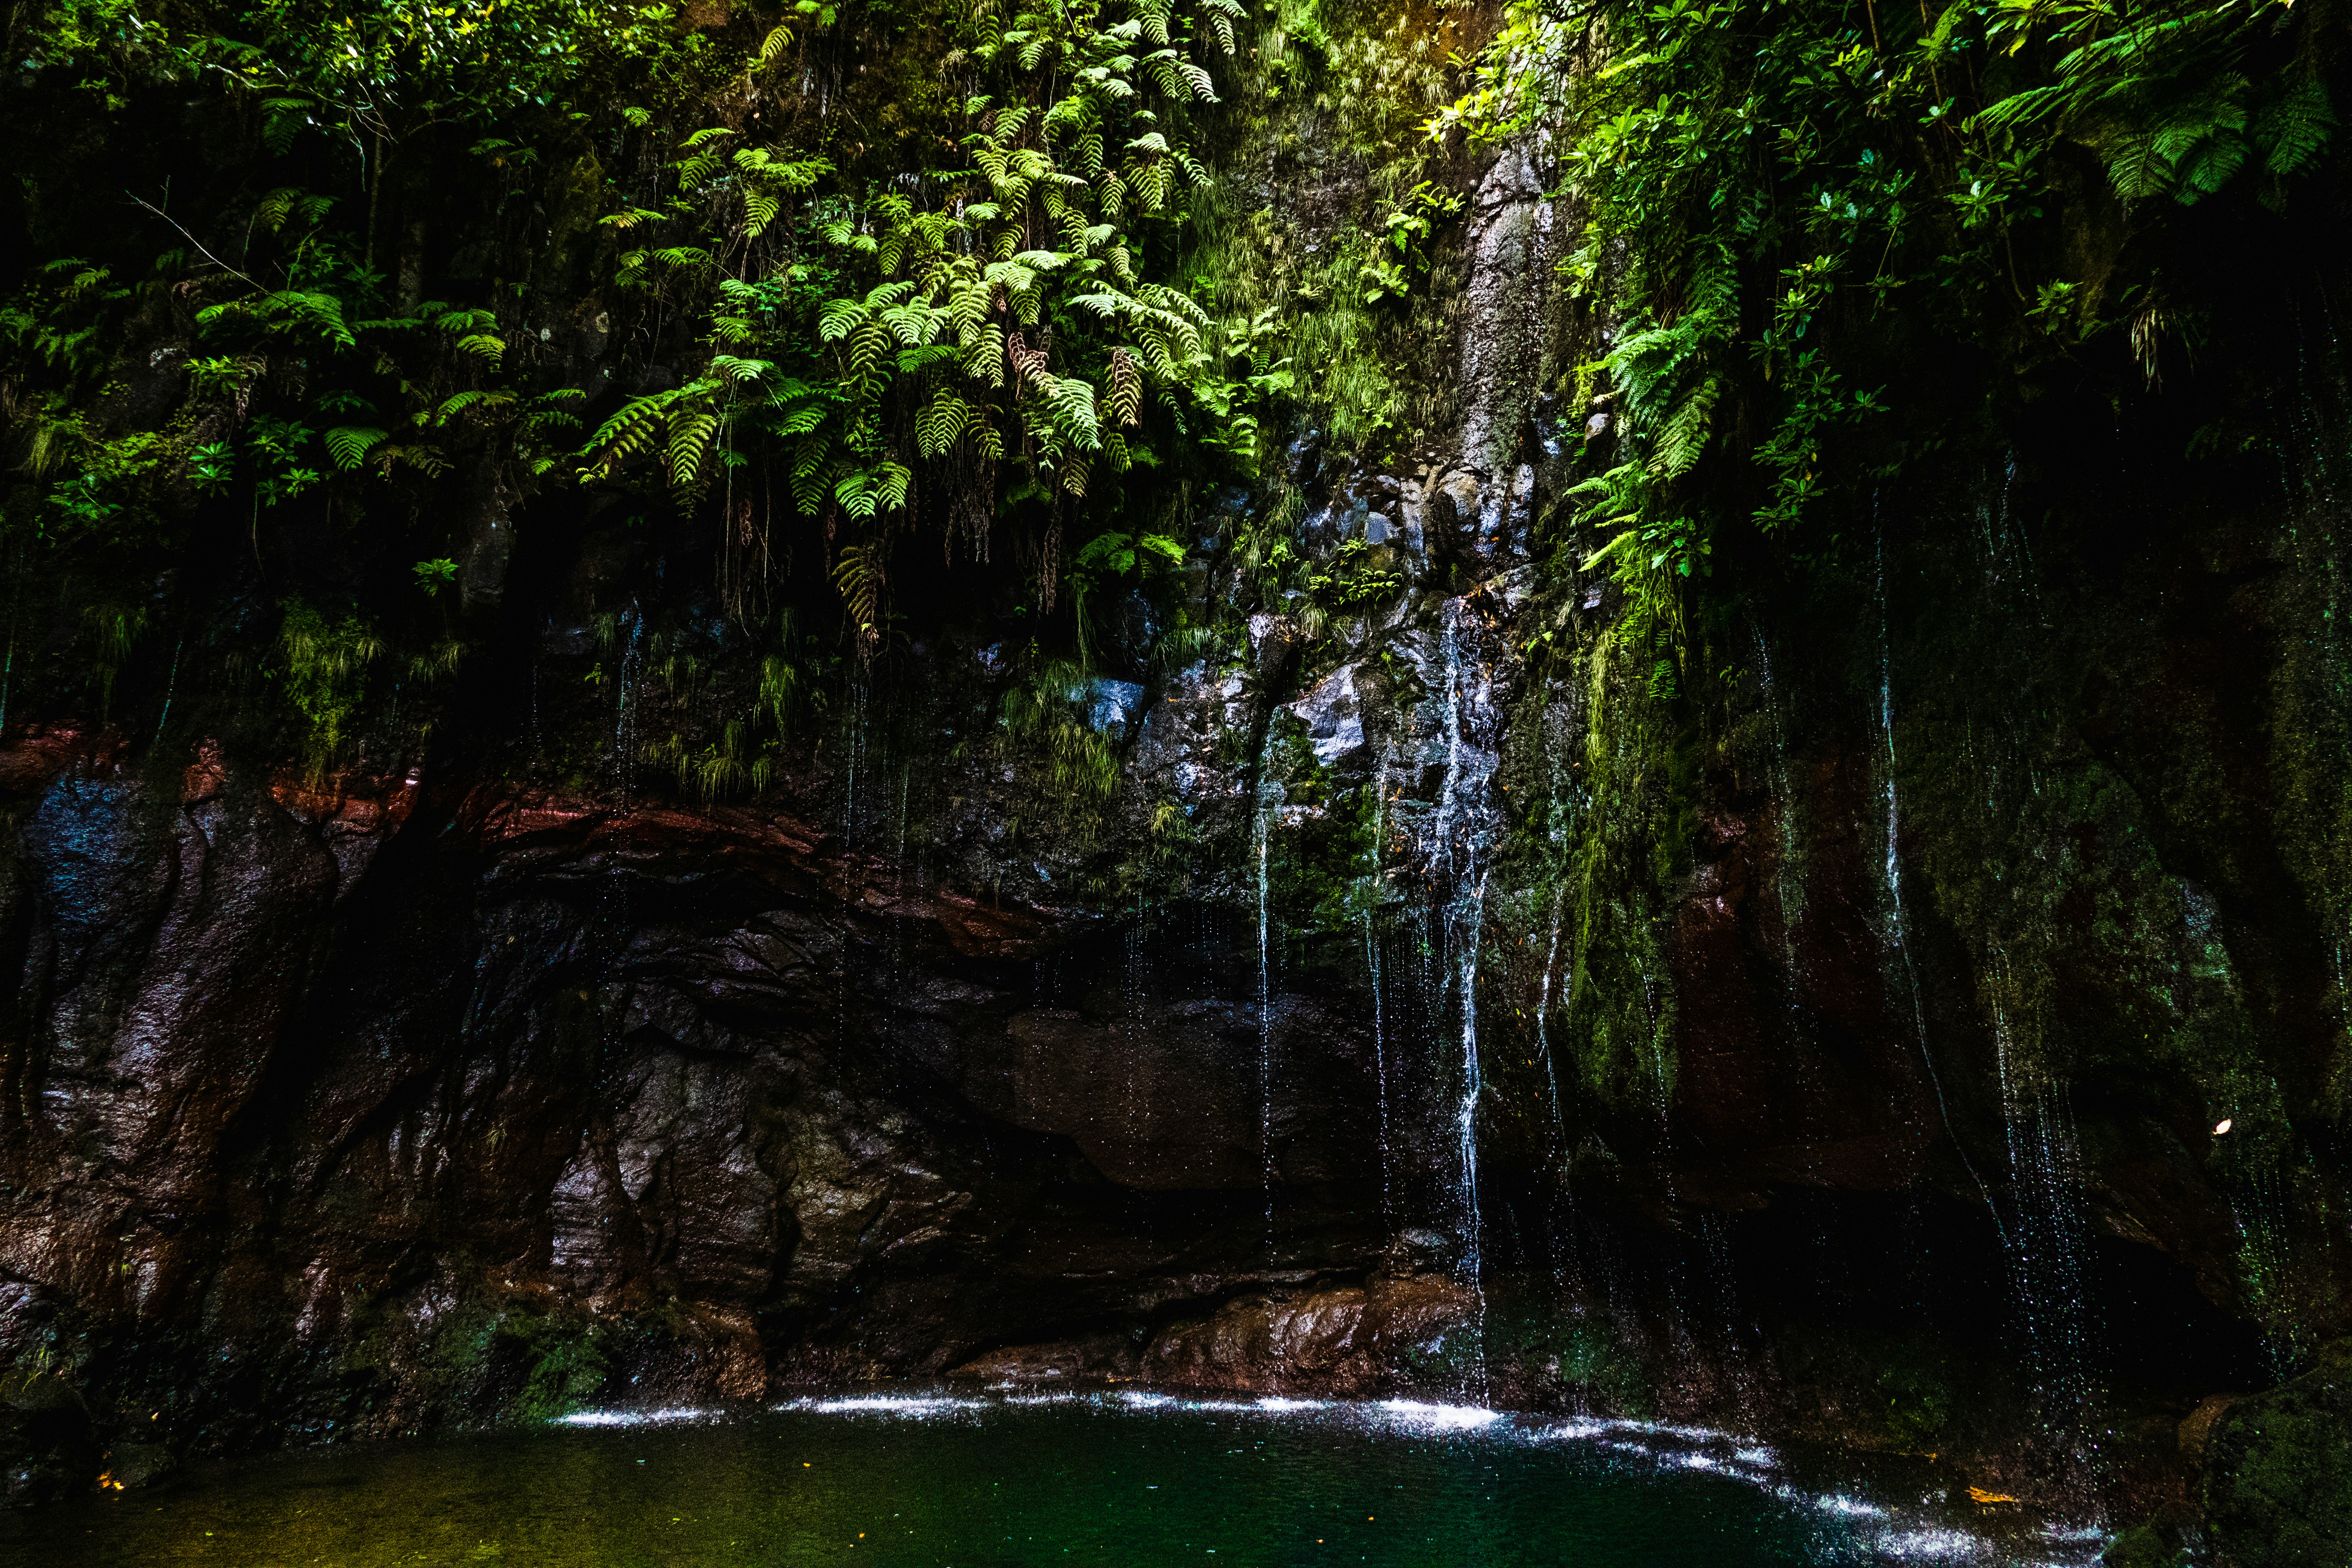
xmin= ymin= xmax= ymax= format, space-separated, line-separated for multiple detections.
xmin=4 ymin=1395 xmax=2096 ymax=1567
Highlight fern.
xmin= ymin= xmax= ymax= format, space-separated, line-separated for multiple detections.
xmin=2258 ymin=79 xmax=2334 ymax=176
xmin=323 ymin=426 xmax=387 ymax=470
xmin=1648 ymin=378 xmax=1719 ymax=481
xmin=833 ymin=542 xmax=886 ymax=656
xmin=668 ymin=411 xmax=720 ymax=490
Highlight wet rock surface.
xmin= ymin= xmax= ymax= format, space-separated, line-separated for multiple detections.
xmin=0 ymin=77 xmax=2343 ymax=1568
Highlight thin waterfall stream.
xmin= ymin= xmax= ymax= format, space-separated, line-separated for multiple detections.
xmin=2 ymin=2 xmax=2341 ymax=1560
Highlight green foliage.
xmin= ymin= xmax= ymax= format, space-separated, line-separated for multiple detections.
xmin=1069 ymin=527 xmax=1185 ymax=665
xmin=578 ymin=0 xmax=1252 ymax=635
xmin=997 ymin=650 xmax=1124 ymax=816
xmin=412 ymin=557 xmax=459 ymax=596
xmin=1976 ymin=0 xmax=2333 ymax=207
xmin=1440 ymin=0 xmax=2334 ymax=651
xmin=276 ymin=598 xmax=384 ymax=775
xmin=1303 ymin=536 xmax=1404 ymax=612
xmin=1361 ymin=180 xmax=1465 ymax=305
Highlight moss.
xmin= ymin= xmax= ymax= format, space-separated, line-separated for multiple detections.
xmin=1261 ymin=707 xmax=1381 ymax=948
xmin=2202 ymin=1344 xmax=2352 ymax=1568
xmin=274 ymin=598 xmax=384 ymax=779
xmin=1874 ymin=1350 xmax=1956 ymax=1452
xmin=2098 ymin=1523 xmax=2189 ymax=1568
xmin=1552 ymin=626 xmax=1686 ymax=1114
xmin=423 ymin=1297 xmax=614 ymax=1427
xmin=508 ymin=1323 xmax=612 ymax=1425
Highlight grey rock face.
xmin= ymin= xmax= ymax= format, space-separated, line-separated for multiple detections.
xmin=1455 ymin=144 xmax=1561 ymax=524
xmin=1286 ymin=663 xmax=1368 ymax=770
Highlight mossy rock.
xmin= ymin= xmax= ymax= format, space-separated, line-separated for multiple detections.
xmin=2202 ymin=1345 xmax=2352 ymax=1568
xmin=2098 ymin=1522 xmax=2187 ymax=1568
xmin=0 ymin=1369 xmax=97 ymax=1507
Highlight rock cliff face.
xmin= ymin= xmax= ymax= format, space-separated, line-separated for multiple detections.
xmin=1 ymin=1 xmax=2349 ymax=1558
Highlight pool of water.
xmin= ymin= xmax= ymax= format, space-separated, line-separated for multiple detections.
xmin=6 ymin=1392 xmax=2102 ymax=1567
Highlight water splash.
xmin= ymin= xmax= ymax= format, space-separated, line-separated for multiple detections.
xmin=1988 ymin=959 xmax=2095 ymax=1480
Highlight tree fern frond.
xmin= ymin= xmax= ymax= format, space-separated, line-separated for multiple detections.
xmin=324 ymin=426 xmax=388 ymax=470
xmin=669 ymin=410 xmax=720 ymax=490
xmin=1648 ymin=377 xmax=1719 ymax=481
xmin=2259 ymin=79 xmax=2335 ymax=176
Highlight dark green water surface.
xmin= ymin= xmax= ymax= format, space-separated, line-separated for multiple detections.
xmin=5 ymin=1393 xmax=2092 ymax=1567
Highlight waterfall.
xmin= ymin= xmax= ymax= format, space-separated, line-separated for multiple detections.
xmin=1430 ymin=600 xmax=1500 ymax=1396
xmin=843 ymin=668 xmax=871 ymax=851
xmin=1752 ymin=629 xmax=1808 ymax=1002
xmin=1255 ymin=729 xmax=1283 ymax=1259
xmin=152 ymin=636 xmax=183 ymax=744
xmin=1988 ymin=957 xmax=2095 ymax=1478
xmin=1873 ymin=535 xmax=2004 ymax=1224
xmin=1367 ymin=750 xmax=1393 ymax=1220
xmin=612 ymin=604 xmax=646 ymax=800
xmin=1453 ymin=869 xmax=1491 ymax=1397
xmin=1534 ymin=882 xmax=1568 ymax=1152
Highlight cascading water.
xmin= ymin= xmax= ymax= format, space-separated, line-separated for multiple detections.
xmin=1255 ymin=727 xmax=1283 ymax=1259
xmin=1420 ymin=598 xmax=1504 ymax=1396
xmin=1987 ymin=953 xmax=2095 ymax=1480
xmin=1751 ymin=628 xmax=1810 ymax=1029
xmin=842 ymin=667 xmax=871 ymax=851
xmin=1873 ymin=534 xmax=2003 ymax=1224
xmin=611 ymin=603 xmax=647 ymax=799
xmin=1366 ymin=749 xmax=1393 ymax=1219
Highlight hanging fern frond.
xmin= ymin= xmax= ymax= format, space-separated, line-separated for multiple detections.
xmin=2258 ymin=78 xmax=2335 ymax=177
xmin=669 ymin=410 xmax=721 ymax=490
xmin=1648 ymin=377 xmax=1719 ymax=481
xmin=833 ymin=542 xmax=885 ymax=656
xmin=323 ymin=426 xmax=388 ymax=470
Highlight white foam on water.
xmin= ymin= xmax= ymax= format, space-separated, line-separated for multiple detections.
xmin=1809 ymin=1492 xmax=1891 ymax=1519
xmin=777 ymin=1395 xmax=982 ymax=1418
xmin=1377 ymin=1399 xmax=1503 ymax=1430
xmin=1116 ymin=1390 xmax=1177 ymax=1409
xmin=1253 ymin=1396 xmax=1327 ymax=1412
xmin=557 ymin=1406 xmax=716 ymax=1427
xmin=1875 ymin=1526 xmax=1993 ymax=1562
xmin=1652 ymin=1422 xmax=1720 ymax=1442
